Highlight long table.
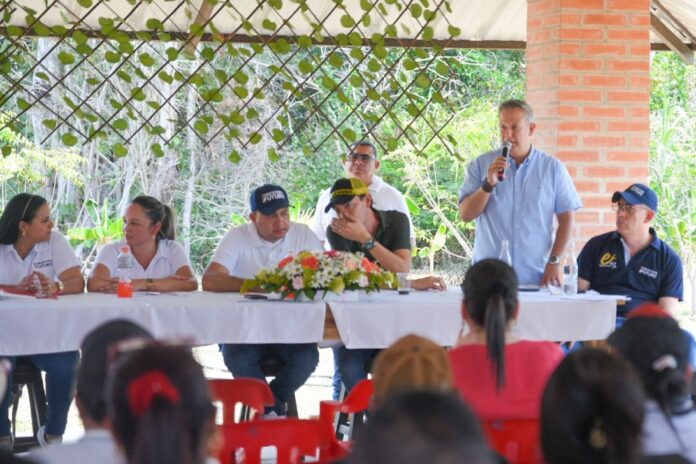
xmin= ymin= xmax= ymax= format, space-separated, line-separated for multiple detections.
xmin=0 ymin=289 xmax=621 ymax=355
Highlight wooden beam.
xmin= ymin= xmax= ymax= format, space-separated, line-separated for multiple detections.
xmin=185 ymin=0 xmax=214 ymax=54
xmin=650 ymin=12 xmax=694 ymax=64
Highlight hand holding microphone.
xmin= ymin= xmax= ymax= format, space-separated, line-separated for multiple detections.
xmin=497 ymin=141 xmax=512 ymax=182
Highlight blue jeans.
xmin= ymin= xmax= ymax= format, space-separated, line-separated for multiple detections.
xmin=333 ymin=346 xmax=380 ymax=395
xmin=220 ymin=344 xmax=318 ymax=415
xmin=0 ymin=351 xmax=79 ymax=436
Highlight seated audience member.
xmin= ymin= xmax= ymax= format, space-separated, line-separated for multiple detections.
xmin=88 ymin=196 xmax=197 ymax=293
xmin=0 ymin=360 xmax=32 ymax=463
xmin=0 ymin=193 xmax=84 ymax=449
xmin=106 ymin=344 xmax=216 ymax=464
xmin=449 ymin=258 xmax=563 ymax=420
xmin=29 ymin=320 xmax=153 ymax=464
xmin=202 ymin=184 xmax=321 ymax=416
xmin=347 ymin=390 xmax=499 ymax=464
xmin=370 ymin=334 xmax=453 ymax=408
xmin=542 ymin=348 xmax=690 ymax=464
xmin=325 ymin=178 xmax=445 ymax=397
xmin=608 ymin=304 xmax=696 ymax=462
xmin=578 ymin=184 xmax=683 ymax=318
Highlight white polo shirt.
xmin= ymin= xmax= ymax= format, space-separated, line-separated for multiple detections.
xmin=210 ymin=222 xmax=322 ymax=279
xmin=92 ymin=239 xmax=192 ymax=279
xmin=311 ymin=175 xmax=415 ymax=242
xmin=0 ymin=231 xmax=80 ymax=285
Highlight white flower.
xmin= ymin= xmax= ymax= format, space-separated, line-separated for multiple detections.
xmin=292 ymin=275 xmax=305 ymax=290
xmin=358 ymin=275 xmax=369 ymax=288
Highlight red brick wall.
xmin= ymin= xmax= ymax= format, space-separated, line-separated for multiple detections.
xmin=526 ymin=0 xmax=651 ymax=248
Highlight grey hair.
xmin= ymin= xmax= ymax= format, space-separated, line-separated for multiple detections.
xmin=498 ymin=99 xmax=535 ymax=124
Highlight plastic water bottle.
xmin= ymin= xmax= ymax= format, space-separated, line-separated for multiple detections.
xmin=498 ymin=240 xmax=512 ymax=267
xmin=117 ymin=246 xmax=133 ymax=298
xmin=31 ymin=273 xmax=46 ymax=298
xmin=563 ymin=242 xmax=578 ymax=296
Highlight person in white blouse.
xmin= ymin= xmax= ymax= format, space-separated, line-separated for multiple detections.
xmin=87 ymin=196 xmax=197 ymax=293
xmin=0 ymin=193 xmax=84 ymax=449
xmin=202 ymin=184 xmax=322 ymax=417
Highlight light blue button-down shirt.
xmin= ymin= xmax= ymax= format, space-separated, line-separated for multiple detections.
xmin=459 ymin=146 xmax=582 ymax=285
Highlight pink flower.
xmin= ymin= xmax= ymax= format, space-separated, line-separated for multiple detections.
xmin=292 ymin=275 xmax=305 ymax=290
xmin=345 ymin=257 xmax=358 ymax=271
xmin=358 ymin=275 xmax=369 ymax=287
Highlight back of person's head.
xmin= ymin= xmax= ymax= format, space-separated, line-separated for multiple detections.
xmin=130 ymin=195 xmax=175 ymax=241
xmin=372 ymin=334 xmax=453 ymax=406
xmin=541 ymin=348 xmax=645 ymax=464
xmin=608 ymin=303 xmax=691 ymax=413
xmin=462 ymin=258 xmax=518 ymax=388
xmin=348 ymin=390 xmax=497 ymax=464
xmin=107 ymin=344 xmax=215 ymax=464
xmin=77 ymin=319 xmax=153 ymax=424
xmin=0 ymin=193 xmax=48 ymax=244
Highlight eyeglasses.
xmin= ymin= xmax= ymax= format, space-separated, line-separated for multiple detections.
xmin=611 ymin=203 xmax=645 ymax=214
xmin=346 ymin=153 xmax=375 ymax=163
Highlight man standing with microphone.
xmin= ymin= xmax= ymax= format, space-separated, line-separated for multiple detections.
xmin=458 ymin=99 xmax=582 ymax=286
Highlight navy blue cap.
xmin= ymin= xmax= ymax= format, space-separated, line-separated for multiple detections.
xmin=611 ymin=183 xmax=658 ymax=213
xmin=250 ymin=184 xmax=290 ymax=215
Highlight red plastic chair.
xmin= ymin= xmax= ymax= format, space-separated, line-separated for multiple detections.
xmin=483 ymin=418 xmax=543 ymax=464
xmin=208 ymin=378 xmax=275 ymax=423
xmin=217 ymin=418 xmax=348 ymax=464
xmin=319 ymin=378 xmax=373 ymax=442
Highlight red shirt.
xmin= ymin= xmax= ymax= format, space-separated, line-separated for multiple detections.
xmin=448 ymin=341 xmax=563 ymax=420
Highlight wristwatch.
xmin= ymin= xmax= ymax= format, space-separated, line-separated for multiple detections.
xmin=145 ymin=278 xmax=155 ymax=291
xmin=362 ymin=238 xmax=376 ymax=251
xmin=481 ymin=178 xmax=495 ymax=193
xmin=547 ymin=255 xmax=561 ymax=265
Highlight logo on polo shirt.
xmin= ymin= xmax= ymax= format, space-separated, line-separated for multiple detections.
xmin=261 ymin=190 xmax=285 ymax=203
xmin=599 ymin=252 xmax=617 ymax=269
xmin=638 ymin=266 xmax=658 ymax=279
xmin=32 ymin=259 xmax=53 ymax=270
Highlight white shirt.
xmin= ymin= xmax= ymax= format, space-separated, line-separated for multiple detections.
xmin=92 ymin=239 xmax=191 ymax=279
xmin=0 ymin=231 xmax=80 ymax=285
xmin=210 ymin=222 xmax=322 ymax=279
xmin=311 ymin=175 xmax=415 ymax=242
xmin=29 ymin=429 xmax=123 ymax=464
xmin=642 ymin=400 xmax=696 ymax=462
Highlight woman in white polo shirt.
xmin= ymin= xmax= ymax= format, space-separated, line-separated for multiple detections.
xmin=0 ymin=193 xmax=84 ymax=448
xmin=87 ymin=196 xmax=197 ymax=293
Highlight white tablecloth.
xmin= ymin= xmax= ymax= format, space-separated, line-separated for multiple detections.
xmin=0 ymin=292 xmax=326 ymax=355
xmin=329 ymin=289 xmax=621 ymax=349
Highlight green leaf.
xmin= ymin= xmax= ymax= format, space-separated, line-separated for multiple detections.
xmin=130 ymin=87 xmax=146 ymax=101
xmin=405 ymin=195 xmax=421 ymax=215
xmin=268 ymin=148 xmax=280 ymax=161
xmin=349 ymin=74 xmax=363 ymax=87
xmin=328 ymin=52 xmax=344 ymax=68
xmin=373 ymin=45 xmax=387 ymax=60
xmin=366 ymin=89 xmax=380 ymax=101
xmin=367 ymin=58 xmax=381 ymax=72
xmin=386 ymin=137 xmax=399 ymax=150
xmin=298 ymin=59 xmax=313 ymax=74
xmin=200 ymin=47 xmax=215 ymax=61
xmin=297 ymin=35 xmax=312 ymax=48
xmin=166 ymin=47 xmax=179 ymax=61
xmin=422 ymin=26 xmax=433 ymax=41
xmin=77 ymin=0 xmax=93 ymax=7
xmin=42 ymin=119 xmax=57 ymax=130
xmin=233 ymin=86 xmax=249 ymax=99
xmin=349 ymin=48 xmax=364 ymax=60
xmin=146 ymin=18 xmax=163 ymax=30
xmin=416 ymin=74 xmax=430 ymax=88
xmin=158 ymin=71 xmax=173 ymax=84
xmin=233 ymin=70 xmax=249 ymax=85
xmin=1 ymin=146 xmax=11 ymax=157
xmin=62 ymin=133 xmax=78 ymax=147
xmin=228 ymin=150 xmax=241 ymax=163
xmin=448 ymin=25 xmax=461 ymax=37
xmin=384 ymin=25 xmax=397 ymax=38
xmin=76 ymin=43 xmax=93 ymax=55
xmin=361 ymin=14 xmax=371 ymax=27
xmin=105 ymin=51 xmax=121 ymax=63
xmin=403 ymin=58 xmax=417 ymax=70
xmin=16 ymin=97 xmax=30 ymax=110
xmin=268 ymin=0 xmax=283 ymax=9
xmin=271 ymin=129 xmax=284 ymax=142
xmin=262 ymin=19 xmax=277 ymax=31
xmin=6 ymin=25 xmax=23 ymax=37
xmin=151 ymin=143 xmax=164 ymax=157
xmin=113 ymin=143 xmax=128 ymax=157
xmin=58 ymin=51 xmax=75 ymax=65
xmin=410 ymin=4 xmax=422 ymax=17
xmin=348 ymin=33 xmax=362 ymax=46
xmin=247 ymin=108 xmax=259 ymax=120
xmin=150 ymin=125 xmax=166 ymax=136
xmin=249 ymin=132 xmax=262 ymax=145
xmin=321 ymin=75 xmax=337 ymax=90
xmin=360 ymin=0 xmax=372 ymax=10
xmin=113 ymin=119 xmax=128 ymax=131
xmin=194 ymin=119 xmax=209 ymax=134
xmin=343 ymin=128 xmax=357 ymax=142
xmin=116 ymin=70 xmax=132 ymax=83
xmin=340 ymin=14 xmax=355 ymax=28
xmin=139 ymin=53 xmax=155 ymax=67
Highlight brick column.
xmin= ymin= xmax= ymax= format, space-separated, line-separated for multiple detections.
xmin=526 ymin=0 xmax=651 ymax=247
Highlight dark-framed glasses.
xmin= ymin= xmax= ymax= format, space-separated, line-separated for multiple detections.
xmin=611 ymin=203 xmax=644 ymax=214
xmin=346 ymin=153 xmax=375 ymax=163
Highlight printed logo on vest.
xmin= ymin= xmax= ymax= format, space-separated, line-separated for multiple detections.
xmin=638 ymin=266 xmax=658 ymax=279
xmin=32 ymin=259 xmax=53 ymax=271
xmin=599 ymin=252 xmax=617 ymax=269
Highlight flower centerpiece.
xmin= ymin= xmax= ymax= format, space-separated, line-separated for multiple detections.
xmin=241 ymin=250 xmax=398 ymax=300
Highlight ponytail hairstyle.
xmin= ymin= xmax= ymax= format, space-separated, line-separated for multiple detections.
xmin=130 ymin=196 xmax=175 ymax=241
xmin=541 ymin=348 xmax=645 ymax=464
xmin=0 ymin=193 xmax=48 ymax=244
xmin=107 ymin=344 xmax=215 ymax=464
xmin=461 ymin=258 xmax=518 ymax=389
xmin=608 ymin=305 xmax=691 ymax=448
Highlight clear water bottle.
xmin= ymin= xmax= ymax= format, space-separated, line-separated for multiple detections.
xmin=563 ymin=242 xmax=578 ymax=296
xmin=116 ymin=246 xmax=133 ymax=298
xmin=498 ymin=239 xmax=512 ymax=266
xmin=31 ymin=273 xmax=46 ymax=298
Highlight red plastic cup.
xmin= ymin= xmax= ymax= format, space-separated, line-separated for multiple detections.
xmin=117 ymin=281 xmax=133 ymax=298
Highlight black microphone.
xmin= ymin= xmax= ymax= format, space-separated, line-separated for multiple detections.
xmin=497 ymin=141 xmax=512 ymax=182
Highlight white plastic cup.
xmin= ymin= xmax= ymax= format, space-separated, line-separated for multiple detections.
xmin=397 ymin=272 xmax=411 ymax=295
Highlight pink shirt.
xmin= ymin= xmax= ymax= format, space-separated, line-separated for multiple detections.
xmin=448 ymin=340 xmax=563 ymax=420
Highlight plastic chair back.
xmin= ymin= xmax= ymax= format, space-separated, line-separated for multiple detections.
xmin=208 ymin=378 xmax=274 ymax=423
xmin=483 ymin=418 xmax=543 ymax=464
xmin=217 ymin=418 xmax=347 ymax=464
xmin=319 ymin=378 xmax=373 ymax=443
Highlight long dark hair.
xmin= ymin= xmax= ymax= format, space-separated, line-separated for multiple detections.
xmin=608 ymin=310 xmax=691 ymax=448
xmin=541 ymin=348 xmax=645 ymax=464
xmin=130 ymin=196 xmax=175 ymax=241
xmin=0 ymin=193 xmax=48 ymax=244
xmin=461 ymin=259 xmax=518 ymax=389
xmin=107 ymin=344 xmax=215 ymax=464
